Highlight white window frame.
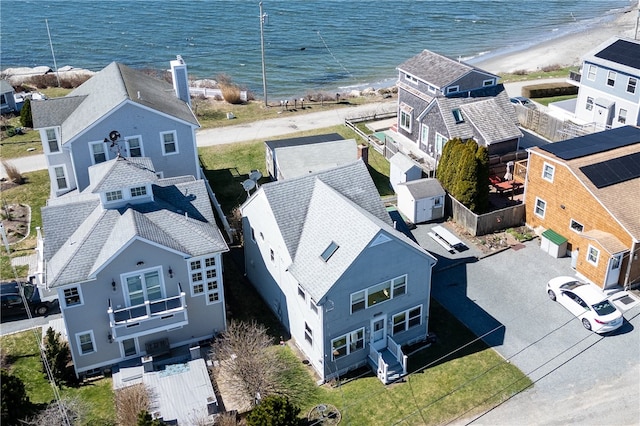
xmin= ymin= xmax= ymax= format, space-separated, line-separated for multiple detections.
xmin=420 ymin=124 xmax=429 ymax=146
xmin=435 ymin=133 xmax=447 ymax=155
xmin=618 ymin=108 xmax=627 ymax=124
xmin=189 ymin=256 xmax=221 ymax=304
xmin=105 ymin=190 xmax=123 ymax=202
xmin=130 ymin=186 xmax=147 ymax=198
xmin=405 ymin=73 xmax=418 ymax=84
xmin=122 ymin=267 xmax=164 ymax=308
xmin=587 ymin=64 xmax=597 ymax=81
xmin=161 ymin=131 xmax=179 ymax=155
xmin=89 ymin=141 xmax=107 ymax=165
xmin=125 ymin=136 xmax=144 ymax=157
xmin=62 ymin=286 xmax=83 ymax=308
xmin=52 ymin=165 xmax=69 ymax=191
xmin=270 ymin=248 xmax=275 ymax=263
xmin=45 ymin=128 xmax=60 ymax=153
xmin=331 ymin=327 xmax=365 ymax=361
xmin=627 ymin=77 xmax=637 ymax=94
xmin=76 ymin=330 xmax=96 ymax=355
xmin=452 ymin=108 xmax=464 ymax=123
xmin=586 ymin=97 xmax=594 ymax=111
xmin=607 ymin=70 xmax=616 ymax=87
xmin=534 ymin=197 xmax=546 ymax=218
xmin=392 ymin=305 xmax=422 ymax=335
xmin=399 ymin=108 xmax=412 ymax=133
xmin=482 ymin=79 xmax=494 ymax=87
xmin=298 ymin=285 xmax=306 ymax=300
xmin=446 ymin=85 xmax=459 ymax=94
xmin=569 ymin=219 xmax=584 ymax=233
xmin=427 ymin=84 xmax=436 ymax=94
xmin=304 ymin=322 xmax=313 ymax=345
xmin=542 ymin=162 xmax=555 ymax=182
xmin=121 ymin=338 xmax=138 ymax=358
xmin=350 ymin=274 xmax=408 ymax=314
xmin=587 ymin=245 xmax=600 ymax=266
xmin=310 ymin=299 xmax=318 ymax=314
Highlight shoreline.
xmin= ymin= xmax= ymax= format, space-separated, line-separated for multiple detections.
xmin=470 ymin=2 xmax=638 ymax=74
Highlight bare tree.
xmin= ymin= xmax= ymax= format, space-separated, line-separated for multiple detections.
xmin=23 ymin=396 xmax=87 ymax=426
xmin=211 ymin=320 xmax=284 ymax=408
xmin=115 ymin=383 xmax=151 ymax=426
xmin=1 ymin=159 xmax=24 ymax=184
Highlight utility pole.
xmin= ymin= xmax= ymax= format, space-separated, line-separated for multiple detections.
xmin=259 ymin=2 xmax=268 ymax=107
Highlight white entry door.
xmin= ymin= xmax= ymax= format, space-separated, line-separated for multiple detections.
xmin=370 ymin=315 xmax=387 ymax=351
xmin=604 ymin=253 xmax=624 ymax=287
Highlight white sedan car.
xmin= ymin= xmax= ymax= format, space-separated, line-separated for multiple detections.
xmin=546 ymin=276 xmax=623 ymax=333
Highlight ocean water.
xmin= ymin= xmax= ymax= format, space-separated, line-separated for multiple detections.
xmin=1 ymin=0 xmax=634 ymax=99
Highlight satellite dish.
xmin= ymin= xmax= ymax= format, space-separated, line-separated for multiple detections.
xmin=242 ymin=179 xmax=256 ymax=192
xmin=109 ymin=130 xmax=121 ymax=142
xmin=249 ymin=170 xmax=262 ymax=182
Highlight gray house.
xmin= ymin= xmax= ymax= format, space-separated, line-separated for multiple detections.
xmin=41 ymin=156 xmax=228 ymax=377
xmin=31 ymin=57 xmax=200 ymax=199
xmin=396 ymin=49 xmax=522 ymax=163
xmin=241 ymin=161 xmax=437 ymax=384
xmin=0 ymin=79 xmax=17 ymax=113
xmin=265 ymin=133 xmax=358 ymax=180
xmin=570 ymin=37 xmax=640 ymax=129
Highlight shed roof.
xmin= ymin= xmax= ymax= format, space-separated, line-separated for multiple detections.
xmin=275 ymin=138 xmax=357 ymax=179
xmin=398 ymin=178 xmax=445 ymax=199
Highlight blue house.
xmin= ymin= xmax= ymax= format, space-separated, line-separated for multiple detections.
xmin=31 ymin=57 xmax=200 ymax=199
xmin=570 ymin=37 xmax=640 ymax=130
xmin=241 ymin=161 xmax=437 ymax=384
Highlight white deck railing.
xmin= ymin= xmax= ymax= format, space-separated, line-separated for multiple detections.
xmin=387 ymin=336 xmax=408 ymax=375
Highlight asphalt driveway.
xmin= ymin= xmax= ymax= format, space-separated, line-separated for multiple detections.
xmin=412 ymin=222 xmax=640 ymax=425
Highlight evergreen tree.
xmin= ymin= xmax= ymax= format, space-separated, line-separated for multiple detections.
xmin=246 ymin=395 xmax=300 ymax=426
xmin=137 ymin=410 xmax=166 ymax=426
xmin=454 ymin=143 xmax=478 ymax=209
xmin=42 ymin=327 xmax=75 ymax=386
xmin=20 ymin=98 xmax=33 ymax=128
xmin=1 ymin=369 xmax=34 ymax=425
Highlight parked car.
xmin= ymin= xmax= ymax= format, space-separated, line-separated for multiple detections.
xmin=510 ymin=96 xmax=536 ymax=109
xmin=546 ymin=276 xmax=623 ymax=333
xmin=1 ymin=281 xmax=51 ymax=318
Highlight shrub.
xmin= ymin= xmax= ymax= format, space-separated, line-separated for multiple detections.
xmin=246 ymin=395 xmax=300 ymax=426
xmin=220 ymin=84 xmax=244 ymax=105
xmin=1 ymin=369 xmax=35 ymax=425
xmin=116 ymin=384 xmax=151 ymax=426
xmin=540 ymin=64 xmax=562 ymax=72
xmin=1 ymin=160 xmax=24 ymax=184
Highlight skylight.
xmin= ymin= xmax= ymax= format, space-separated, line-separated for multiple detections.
xmin=321 ymin=241 xmax=339 ymax=262
xmin=452 ymin=108 xmax=464 ymax=123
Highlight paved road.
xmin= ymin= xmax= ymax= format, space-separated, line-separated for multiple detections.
xmin=412 ymin=222 xmax=640 ymax=426
xmin=0 ymin=78 xmax=564 ymax=179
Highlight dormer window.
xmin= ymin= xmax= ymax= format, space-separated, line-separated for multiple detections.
xmin=321 ymin=241 xmax=339 ymax=262
xmin=446 ymin=85 xmax=459 ymax=95
xmin=452 ymin=108 xmax=464 ymax=123
xmin=130 ymin=186 xmax=147 ymax=197
xmin=106 ymin=190 xmax=123 ymax=202
xmin=482 ymin=79 xmax=494 ymax=87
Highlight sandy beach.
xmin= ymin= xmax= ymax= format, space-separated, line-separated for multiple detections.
xmin=472 ymin=2 xmax=639 ymax=74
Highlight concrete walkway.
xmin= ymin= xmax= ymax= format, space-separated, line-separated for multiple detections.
xmin=0 ymin=78 xmax=564 ymax=179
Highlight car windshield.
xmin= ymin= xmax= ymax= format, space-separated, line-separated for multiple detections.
xmin=592 ymin=300 xmax=616 ymax=316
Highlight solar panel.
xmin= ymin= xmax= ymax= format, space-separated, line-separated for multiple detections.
xmin=594 ymin=39 xmax=640 ymax=70
xmin=540 ymin=126 xmax=640 ymax=160
xmin=580 ymin=151 xmax=640 ymax=188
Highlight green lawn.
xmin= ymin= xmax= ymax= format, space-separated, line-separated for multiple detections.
xmin=0 ymin=330 xmax=116 ymax=425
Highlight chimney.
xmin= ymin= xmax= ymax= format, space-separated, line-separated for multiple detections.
xmin=170 ymin=55 xmax=191 ymax=107
xmin=357 ymin=144 xmax=369 ymax=165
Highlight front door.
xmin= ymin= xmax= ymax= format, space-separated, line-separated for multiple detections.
xmin=604 ymin=253 xmax=624 ymax=287
xmin=371 ymin=315 xmax=387 ymax=351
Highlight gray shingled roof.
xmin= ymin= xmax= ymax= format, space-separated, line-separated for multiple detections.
xmin=397 ymin=49 xmax=498 ymax=88
xmin=276 ymin=139 xmax=357 ymax=179
xmin=259 ymin=161 xmax=391 ymax=258
xmin=287 ymin=179 xmax=433 ymax=302
xmin=460 ymin=99 xmax=523 ymax=143
xmin=437 ymin=89 xmax=520 ymax=143
xmin=42 ymin=158 xmax=226 ymax=287
xmin=1 ymin=79 xmax=14 ymax=93
xmin=31 ymin=62 xmax=198 ymax=145
xmin=398 ymin=178 xmax=445 ymax=199
xmin=89 ymin=156 xmax=157 ymax=193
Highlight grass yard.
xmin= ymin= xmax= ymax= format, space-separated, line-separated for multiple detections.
xmin=0 ymin=170 xmax=50 ymax=279
xmin=198 ymin=124 xmax=393 ymax=214
xmin=0 ymin=330 xmax=116 ymax=425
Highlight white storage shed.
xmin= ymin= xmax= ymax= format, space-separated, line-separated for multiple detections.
xmin=389 ymin=152 xmax=422 ymax=192
xmin=396 ymin=178 xmax=446 ymax=224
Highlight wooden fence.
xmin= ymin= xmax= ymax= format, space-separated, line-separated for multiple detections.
xmin=513 ymin=105 xmax=599 ymax=142
xmin=446 ymin=194 xmax=526 ymax=237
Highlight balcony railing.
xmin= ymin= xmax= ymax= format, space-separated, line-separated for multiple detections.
xmin=568 ymin=70 xmax=581 ymax=83
xmin=107 ymin=287 xmax=187 ymax=340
